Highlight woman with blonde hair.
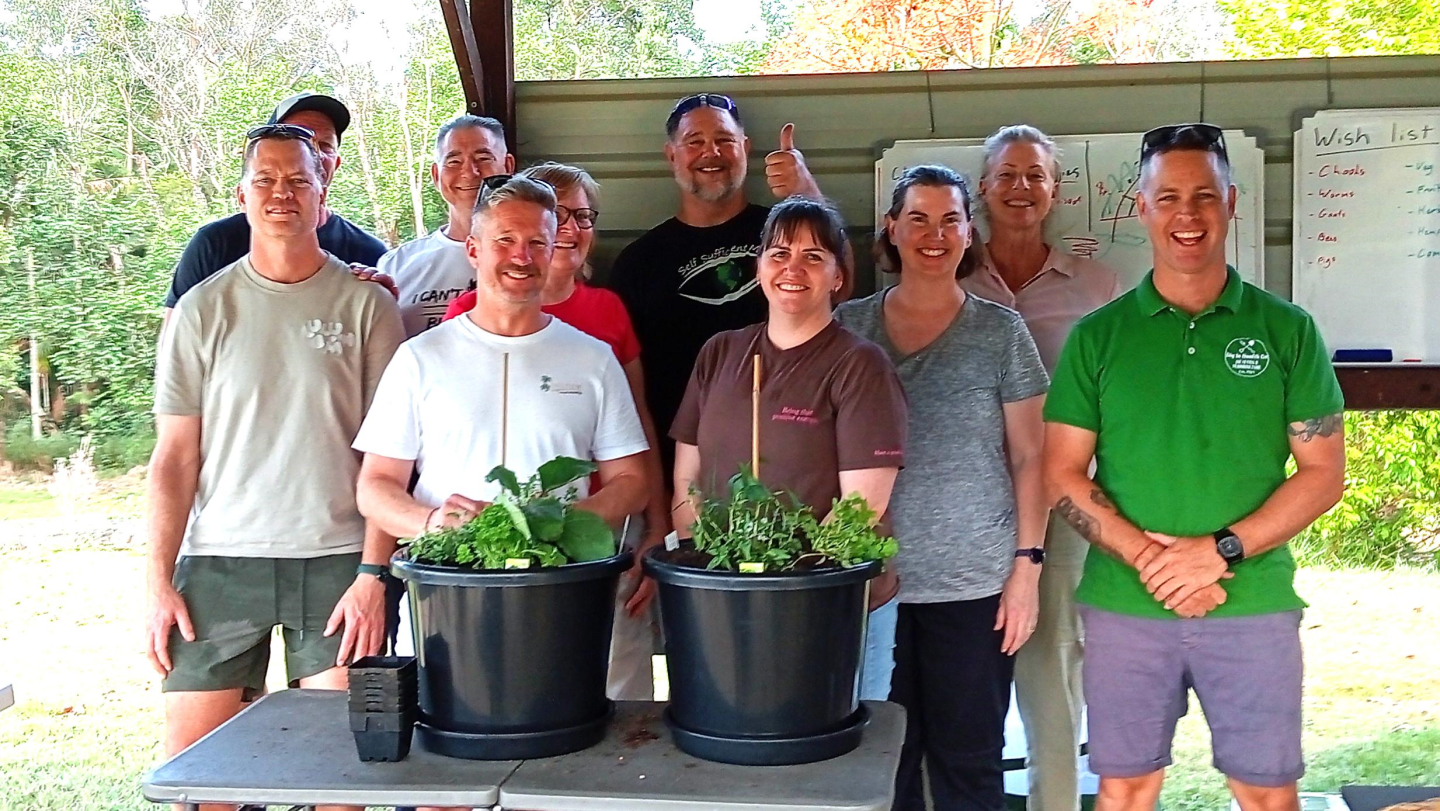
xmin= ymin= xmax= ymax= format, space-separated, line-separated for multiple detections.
xmin=963 ymin=125 xmax=1120 ymax=811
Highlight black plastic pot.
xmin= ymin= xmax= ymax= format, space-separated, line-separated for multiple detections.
xmin=643 ymin=548 xmax=881 ymax=765
xmin=350 ymin=709 xmax=415 ymax=762
xmin=391 ymin=551 xmax=631 ymax=760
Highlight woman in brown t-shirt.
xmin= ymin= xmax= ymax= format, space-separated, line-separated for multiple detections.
xmin=669 ymin=197 xmax=909 ymax=699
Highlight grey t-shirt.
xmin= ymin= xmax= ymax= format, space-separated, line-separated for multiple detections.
xmin=155 ymin=254 xmax=406 ymax=558
xmin=834 ymin=290 xmax=1048 ymax=602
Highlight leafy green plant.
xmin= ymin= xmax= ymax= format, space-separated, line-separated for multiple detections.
xmin=1294 ymin=411 xmax=1440 ymax=571
xmin=688 ymin=467 xmax=898 ymax=572
xmin=405 ymin=457 xmax=616 ymax=569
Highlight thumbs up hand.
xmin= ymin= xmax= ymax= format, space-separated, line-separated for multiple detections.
xmin=764 ymin=123 xmax=822 ymax=201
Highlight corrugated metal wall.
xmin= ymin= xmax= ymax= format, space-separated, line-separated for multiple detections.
xmin=515 ymin=55 xmax=1440 ymax=298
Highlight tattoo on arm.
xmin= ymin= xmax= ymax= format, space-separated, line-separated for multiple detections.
xmin=1055 ymin=496 xmax=1100 ymax=544
xmin=1057 ymin=493 xmax=1136 ymax=565
xmin=1287 ymin=413 xmax=1343 ymax=443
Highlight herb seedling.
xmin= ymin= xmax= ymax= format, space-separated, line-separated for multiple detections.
xmin=687 ymin=467 xmax=898 ymax=572
xmin=406 ymin=457 xmax=616 ymax=568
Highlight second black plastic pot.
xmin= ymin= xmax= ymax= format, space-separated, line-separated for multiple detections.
xmin=391 ymin=551 xmax=632 ymax=760
xmin=644 ymin=548 xmax=881 ymax=765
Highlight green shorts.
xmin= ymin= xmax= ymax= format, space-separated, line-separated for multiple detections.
xmin=162 ymin=553 xmax=361 ymax=696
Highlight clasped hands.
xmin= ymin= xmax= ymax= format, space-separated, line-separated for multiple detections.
xmin=1133 ymin=532 xmax=1233 ymax=618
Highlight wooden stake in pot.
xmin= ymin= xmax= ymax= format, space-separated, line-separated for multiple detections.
xmin=501 ymin=352 xmax=510 ymax=467
xmin=751 ymin=353 xmax=761 ymax=477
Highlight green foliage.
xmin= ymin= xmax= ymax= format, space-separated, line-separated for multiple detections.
xmin=1221 ymin=0 xmax=1440 ymax=58
xmin=1 ymin=425 xmax=154 ymax=472
xmin=1294 ymin=411 xmax=1440 ymax=571
xmin=406 ymin=457 xmax=616 ymax=568
xmin=802 ymin=494 xmax=900 ymax=567
xmin=689 ymin=467 xmax=897 ymax=572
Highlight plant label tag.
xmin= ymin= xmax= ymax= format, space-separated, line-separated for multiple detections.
xmin=664 ymin=531 xmax=680 ymax=551
xmin=504 ymin=558 xmax=531 ymax=569
xmin=739 ymin=562 xmax=765 ymax=573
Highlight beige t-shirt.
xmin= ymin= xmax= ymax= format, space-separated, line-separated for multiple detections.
xmin=155 ymin=254 xmax=405 ymax=558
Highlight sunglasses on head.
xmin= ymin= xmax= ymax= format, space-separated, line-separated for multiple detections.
xmin=245 ymin=123 xmax=316 ymax=143
xmin=479 ymin=173 xmax=557 ymax=196
xmin=666 ymin=93 xmax=739 ymax=133
xmin=1141 ymin=123 xmax=1228 ymax=163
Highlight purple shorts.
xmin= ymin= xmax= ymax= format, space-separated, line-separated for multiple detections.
xmin=1080 ymin=606 xmax=1305 ymax=787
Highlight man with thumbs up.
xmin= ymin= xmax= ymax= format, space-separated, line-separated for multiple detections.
xmin=608 ymin=93 xmax=822 ymax=477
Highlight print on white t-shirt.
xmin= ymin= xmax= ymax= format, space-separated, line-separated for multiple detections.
xmin=352 ymin=315 xmax=649 ymax=508
xmin=379 ymin=227 xmax=476 ymax=337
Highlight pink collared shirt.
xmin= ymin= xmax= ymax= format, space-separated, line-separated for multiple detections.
xmin=961 ymin=246 xmax=1121 ymax=373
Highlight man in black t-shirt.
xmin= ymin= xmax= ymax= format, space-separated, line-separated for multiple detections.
xmin=162 ymin=92 xmax=389 ymax=313
xmin=608 ymin=94 xmax=820 ymax=472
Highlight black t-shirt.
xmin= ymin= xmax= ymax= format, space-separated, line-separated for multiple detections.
xmin=607 ymin=204 xmax=771 ymax=472
xmin=163 ymin=212 xmax=388 ymax=307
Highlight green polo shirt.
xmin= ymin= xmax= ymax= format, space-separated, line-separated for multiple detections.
xmin=1044 ymin=268 xmax=1343 ymax=619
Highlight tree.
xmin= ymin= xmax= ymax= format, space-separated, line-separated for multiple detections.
xmin=1222 ymin=0 xmax=1440 ymax=58
xmin=760 ymin=0 xmax=1225 ymax=73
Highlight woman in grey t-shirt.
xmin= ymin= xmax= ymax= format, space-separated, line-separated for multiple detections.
xmin=834 ymin=165 xmax=1049 ymax=811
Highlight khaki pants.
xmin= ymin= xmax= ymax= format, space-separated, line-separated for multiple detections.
xmin=1013 ymin=515 xmax=1088 ymax=811
xmin=607 ymin=516 xmax=656 ymax=700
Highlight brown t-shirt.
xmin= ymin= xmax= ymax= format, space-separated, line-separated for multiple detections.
xmin=671 ymin=321 xmax=907 ymax=518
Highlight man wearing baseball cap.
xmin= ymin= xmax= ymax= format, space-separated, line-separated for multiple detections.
xmin=162 ymin=91 xmax=389 ymax=313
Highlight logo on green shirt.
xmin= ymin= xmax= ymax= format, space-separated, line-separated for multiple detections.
xmin=1224 ymin=337 xmax=1270 ymax=378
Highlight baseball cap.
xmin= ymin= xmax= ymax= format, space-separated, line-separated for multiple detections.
xmin=269 ymin=92 xmax=351 ymax=138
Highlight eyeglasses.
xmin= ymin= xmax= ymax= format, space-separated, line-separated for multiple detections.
xmin=666 ymin=93 xmax=739 ymax=134
xmin=1141 ymin=123 xmax=1228 ymax=163
xmin=556 ymin=204 xmax=599 ymax=230
xmin=245 ymin=123 xmax=316 ymax=143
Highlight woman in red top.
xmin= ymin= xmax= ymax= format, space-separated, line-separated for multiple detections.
xmin=442 ymin=162 xmax=665 ymax=702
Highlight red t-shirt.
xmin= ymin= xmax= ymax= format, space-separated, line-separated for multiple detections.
xmin=442 ymin=282 xmax=641 ymax=365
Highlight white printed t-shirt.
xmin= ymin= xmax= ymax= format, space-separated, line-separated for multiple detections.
xmin=379 ymin=227 xmax=475 ymax=337
xmin=352 ymin=314 xmax=649 ymax=507
xmin=154 ymin=255 xmax=406 ymax=558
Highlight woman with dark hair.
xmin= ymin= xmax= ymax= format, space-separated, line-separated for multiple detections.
xmin=670 ymin=197 xmax=908 ymax=697
xmin=834 ymin=165 xmax=1049 ymax=811
xmin=965 ymin=125 xmax=1119 ymax=811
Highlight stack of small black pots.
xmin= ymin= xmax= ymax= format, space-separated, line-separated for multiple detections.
xmin=348 ymin=656 xmax=418 ymax=762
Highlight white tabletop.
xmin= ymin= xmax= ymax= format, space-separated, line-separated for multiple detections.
xmin=499 ymin=701 xmax=905 ymax=811
xmin=142 ymin=689 xmax=515 ymax=808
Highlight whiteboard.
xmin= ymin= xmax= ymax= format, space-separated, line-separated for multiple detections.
xmin=1292 ymin=108 xmax=1440 ymax=363
xmin=875 ymin=131 xmax=1266 ymax=291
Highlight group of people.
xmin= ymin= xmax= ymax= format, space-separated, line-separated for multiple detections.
xmin=142 ymin=89 xmax=1347 ymax=811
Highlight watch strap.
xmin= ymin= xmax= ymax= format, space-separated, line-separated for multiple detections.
xmin=356 ymin=563 xmax=387 ymax=579
xmin=1014 ymin=547 xmax=1045 ymax=564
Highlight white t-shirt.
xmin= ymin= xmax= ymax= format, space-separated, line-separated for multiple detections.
xmin=352 ymin=314 xmax=649 ymax=507
xmin=379 ymin=227 xmax=475 ymax=337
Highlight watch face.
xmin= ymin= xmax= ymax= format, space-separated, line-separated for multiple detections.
xmin=1218 ymin=535 xmax=1243 ymax=559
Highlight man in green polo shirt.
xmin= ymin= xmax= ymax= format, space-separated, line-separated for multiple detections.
xmin=1043 ymin=124 xmax=1346 ymax=811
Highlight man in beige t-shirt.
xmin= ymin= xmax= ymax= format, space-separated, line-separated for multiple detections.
xmin=143 ymin=127 xmax=405 ymax=795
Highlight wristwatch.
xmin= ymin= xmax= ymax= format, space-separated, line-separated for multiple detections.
xmin=1015 ymin=547 xmax=1045 ymax=565
xmin=356 ymin=563 xmax=388 ymax=581
xmin=1212 ymin=528 xmax=1245 ymax=566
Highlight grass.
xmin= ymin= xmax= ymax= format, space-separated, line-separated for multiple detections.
xmin=0 ymin=498 xmax=1436 ymax=810
xmin=0 ymin=477 xmax=146 ymax=524
xmin=1161 ymin=569 xmax=1440 ymax=811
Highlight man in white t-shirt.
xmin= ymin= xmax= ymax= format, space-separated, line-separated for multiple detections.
xmin=144 ymin=127 xmax=406 ymax=802
xmin=354 ymin=175 xmax=648 ymax=546
xmin=379 ymin=114 xmax=515 ymax=337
